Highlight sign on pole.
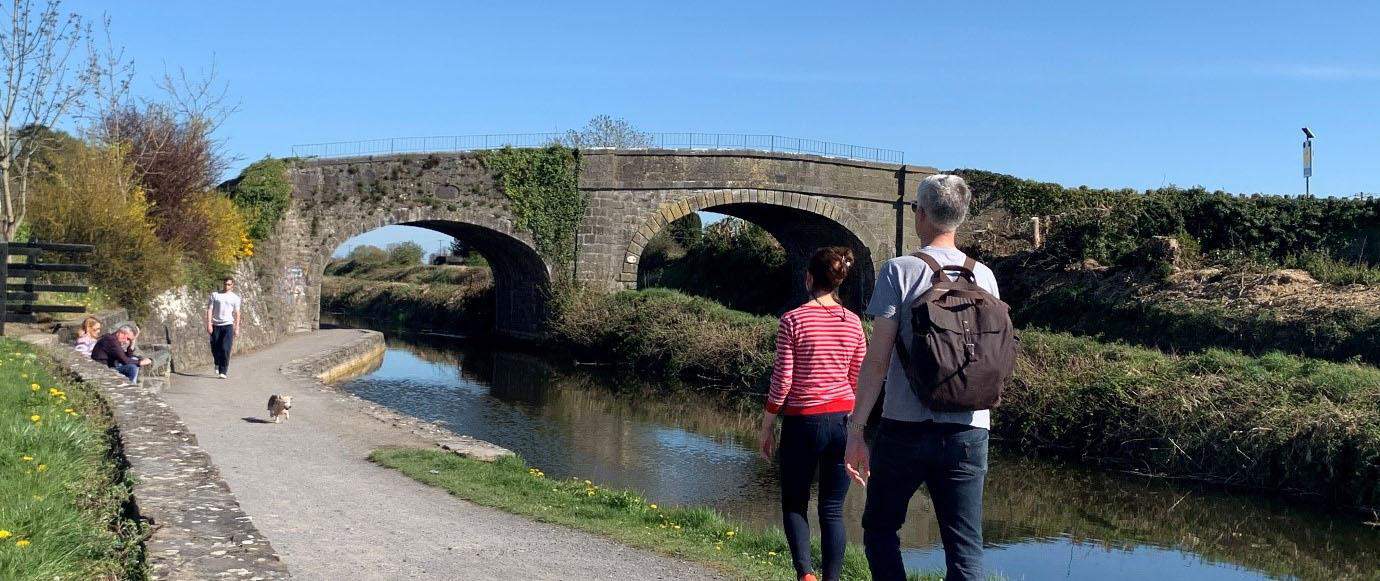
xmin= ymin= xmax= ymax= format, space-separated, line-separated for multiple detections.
xmin=1303 ymin=139 xmax=1313 ymax=178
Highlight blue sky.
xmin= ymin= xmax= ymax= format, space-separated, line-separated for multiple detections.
xmin=70 ymin=1 xmax=1380 ymax=253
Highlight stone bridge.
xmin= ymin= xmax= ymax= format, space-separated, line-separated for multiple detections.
xmin=276 ymin=149 xmax=935 ymax=336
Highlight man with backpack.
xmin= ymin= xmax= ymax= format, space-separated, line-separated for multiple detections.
xmin=846 ymin=174 xmax=1016 ymax=581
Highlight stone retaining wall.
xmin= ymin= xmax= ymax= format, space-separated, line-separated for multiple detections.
xmin=24 ymin=334 xmax=290 ymax=580
xmin=280 ymin=329 xmax=513 ymax=462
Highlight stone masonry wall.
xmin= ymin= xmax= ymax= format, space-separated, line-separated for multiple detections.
xmin=280 ymin=149 xmax=936 ymax=335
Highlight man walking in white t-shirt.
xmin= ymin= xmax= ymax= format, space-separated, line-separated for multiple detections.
xmin=206 ymin=277 xmax=242 ymax=379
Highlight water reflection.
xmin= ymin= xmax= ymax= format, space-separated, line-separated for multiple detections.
xmin=332 ymin=321 xmax=1380 ymax=580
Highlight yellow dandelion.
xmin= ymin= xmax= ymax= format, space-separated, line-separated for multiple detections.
xmin=20 ymin=455 xmax=32 ymax=461
xmin=725 ymin=530 xmax=735 ymax=537
xmin=649 ymin=504 xmax=658 ymax=510
xmin=0 ymin=530 xmax=10 ymax=539
xmin=29 ymin=415 xmax=40 ymax=422
xmin=15 ymin=539 xmax=29 ymax=548
xmin=64 ymin=408 xmax=73 ymax=413
xmin=768 ymin=551 xmax=777 ymax=556
xmin=36 ymin=464 xmax=46 ymax=472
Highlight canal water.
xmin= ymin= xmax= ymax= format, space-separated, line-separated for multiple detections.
xmin=325 ymin=317 xmax=1379 ymax=580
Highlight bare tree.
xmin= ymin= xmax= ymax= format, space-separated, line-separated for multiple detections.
xmin=96 ymin=63 xmax=237 ymax=247
xmin=562 ymin=114 xmax=652 ymax=149
xmin=0 ymin=0 xmax=98 ymax=240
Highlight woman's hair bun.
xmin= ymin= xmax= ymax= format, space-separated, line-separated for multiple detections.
xmin=808 ymin=246 xmax=854 ymax=293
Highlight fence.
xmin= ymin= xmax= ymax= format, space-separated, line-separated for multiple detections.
xmin=1 ymin=241 xmax=94 ymax=335
xmin=291 ymin=132 xmax=905 ymax=164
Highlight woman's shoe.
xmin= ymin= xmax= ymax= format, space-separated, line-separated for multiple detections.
xmin=800 ymin=574 xmax=818 ymax=581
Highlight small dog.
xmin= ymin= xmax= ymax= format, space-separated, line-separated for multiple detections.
xmin=267 ymin=394 xmax=293 ymax=423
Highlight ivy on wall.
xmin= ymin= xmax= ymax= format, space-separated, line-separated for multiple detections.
xmin=480 ymin=145 xmax=585 ymax=268
xmin=223 ymin=157 xmax=295 ymax=241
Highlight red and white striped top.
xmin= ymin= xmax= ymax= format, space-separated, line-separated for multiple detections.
xmin=766 ymin=303 xmax=867 ymax=415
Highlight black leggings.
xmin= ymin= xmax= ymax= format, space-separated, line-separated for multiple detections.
xmin=778 ymin=412 xmax=850 ymax=580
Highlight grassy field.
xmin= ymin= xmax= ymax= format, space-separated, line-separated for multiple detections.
xmin=371 ymin=448 xmax=955 ymax=581
xmin=0 ymin=339 xmax=144 ymax=580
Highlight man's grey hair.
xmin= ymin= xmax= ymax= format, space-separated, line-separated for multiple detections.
xmin=114 ymin=323 xmax=138 ymax=336
xmin=916 ymin=174 xmax=972 ymax=232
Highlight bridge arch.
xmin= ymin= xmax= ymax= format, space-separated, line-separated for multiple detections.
xmin=622 ymin=190 xmax=880 ymax=311
xmin=323 ymin=217 xmax=550 ymax=337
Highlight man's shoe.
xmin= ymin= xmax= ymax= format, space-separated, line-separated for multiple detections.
xmin=800 ymin=574 xmax=817 ymax=581
xmin=217 ymin=373 xmax=227 ymax=379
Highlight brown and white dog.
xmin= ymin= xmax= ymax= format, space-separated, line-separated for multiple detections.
xmin=267 ymin=394 xmax=293 ymax=423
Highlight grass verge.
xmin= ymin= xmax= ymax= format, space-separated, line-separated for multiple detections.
xmin=370 ymin=448 xmax=953 ymax=581
xmin=0 ymin=339 xmax=145 ymax=580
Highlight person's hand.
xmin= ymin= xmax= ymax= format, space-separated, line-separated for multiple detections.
xmin=845 ymin=430 xmax=870 ymax=486
xmin=206 ymin=324 xmax=213 ymax=335
xmin=138 ymin=358 xmax=152 ymax=367
xmin=758 ymin=425 xmax=777 ymax=460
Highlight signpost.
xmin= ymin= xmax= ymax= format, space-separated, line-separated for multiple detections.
xmin=1302 ymin=127 xmax=1314 ymax=196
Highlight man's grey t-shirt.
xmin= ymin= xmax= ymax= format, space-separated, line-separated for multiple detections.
xmin=865 ymin=246 xmax=1000 ymax=429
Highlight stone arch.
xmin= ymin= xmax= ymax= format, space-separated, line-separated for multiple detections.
xmin=623 ymin=190 xmax=881 ymax=312
xmin=322 ymin=215 xmax=550 ymax=338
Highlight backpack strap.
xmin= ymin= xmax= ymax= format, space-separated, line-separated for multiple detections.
xmin=912 ymin=252 xmax=977 ymax=283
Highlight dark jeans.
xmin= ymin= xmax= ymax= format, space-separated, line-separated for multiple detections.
xmin=114 ymin=362 xmax=139 ymax=382
xmin=862 ymin=419 xmax=988 ymax=581
xmin=210 ymin=324 xmax=235 ymax=375
xmin=778 ymin=412 xmax=850 ymax=580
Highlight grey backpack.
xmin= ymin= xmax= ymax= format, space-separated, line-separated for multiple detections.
xmin=894 ymin=253 xmax=1017 ymax=412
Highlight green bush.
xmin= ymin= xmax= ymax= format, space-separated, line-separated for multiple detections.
xmin=638 ymin=217 xmax=791 ymax=315
xmin=955 ymin=169 xmax=1380 ymax=266
xmin=385 ymin=241 xmax=424 ymax=266
xmin=548 ymin=287 xmax=778 ymax=389
xmin=224 ymin=157 xmax=293 ymax=241
xmin=345 ymin=245 xmax=388 ymax=265
xmin=28 ymin=143 xmax=185 ymax=316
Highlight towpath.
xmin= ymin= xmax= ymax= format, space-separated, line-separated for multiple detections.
xmin=161 ymin=329 xmax=722 ymax=580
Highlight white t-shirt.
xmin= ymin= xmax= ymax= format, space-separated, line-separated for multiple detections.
xmin=208 ymin=291 xmax=242 ymax=326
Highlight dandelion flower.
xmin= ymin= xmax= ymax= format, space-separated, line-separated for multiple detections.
xmin=30 ymin=415 xmax=40 ymax=422
xmin=0 ymin=530 xmax=9 ymax=539
xmin=64 ymin=408 xmax=73 ymax=413
xmin=15 ymin=539 xmax=29 ymax=548
xmin=649 ymin=504 xmax=658 ymax=510
xmin=725 ymin=531 xmax=735 ymax=537
xmin=20 ymin=456 xmax=32 ymax=461
xmin=36 ymin=464 xmax=46 ymax=472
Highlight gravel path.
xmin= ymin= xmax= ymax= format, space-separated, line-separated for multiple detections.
xmin=161 ymin=329 xmax=723 ymax=580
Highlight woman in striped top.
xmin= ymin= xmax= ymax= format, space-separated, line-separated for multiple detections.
xmin=758 ymin=246 xmax=867 ymax=581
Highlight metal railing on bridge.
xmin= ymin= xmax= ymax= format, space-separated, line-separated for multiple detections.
xmin=290 ymin=132 xmax=904 ymax=164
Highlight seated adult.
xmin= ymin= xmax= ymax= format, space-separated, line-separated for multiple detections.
xmin=74 ymin=316 xmax=101 ymax=357
xmin=91 ymin=324 xmax=151 ymax=382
